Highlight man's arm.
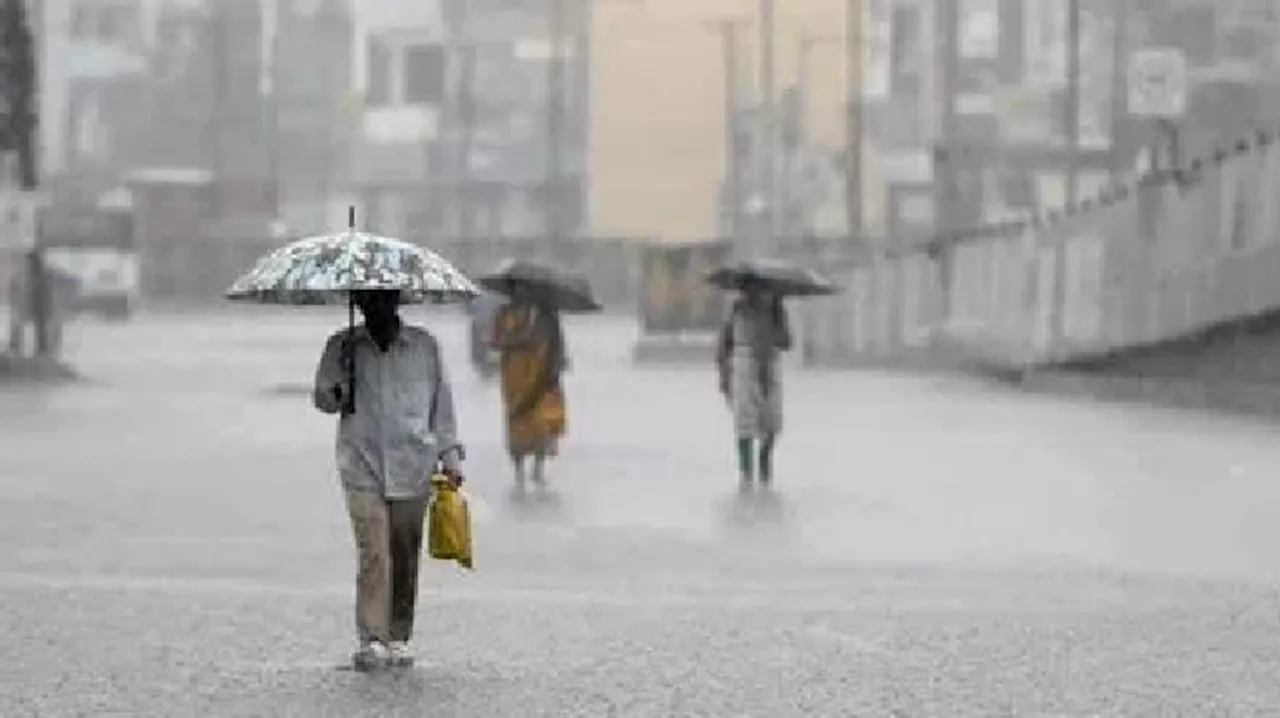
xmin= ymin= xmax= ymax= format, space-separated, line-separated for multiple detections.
xmin=715 ymin=315 xmax=733 ymax=395
xmin=428 ymin=335 xmax=463 ymax=474
xmin=313 ymin=332 xmax=348 ymax=414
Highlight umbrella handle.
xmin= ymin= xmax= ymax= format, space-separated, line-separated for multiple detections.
xmin=343 ymin=294 xmax=357 ymax=415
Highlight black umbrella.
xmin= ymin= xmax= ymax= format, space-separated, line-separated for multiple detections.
xmin=706 ymin=258 xmax=839 ymax=297
xmin=478 ymin=257 xmax=602 ymax=312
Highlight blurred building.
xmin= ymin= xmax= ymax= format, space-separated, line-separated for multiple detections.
xmin=588 ymin=0 xmax=857 ymax=241
xmin=719 ymin=91 xmax=847 ymax=241
xmin=43 ymin=0 xmax=354 ymax=224
xmin=34 ymin=0 xmax=172 ymax=180
xmin=27 ymin=0 xmax=360 ymax=299
xmin=349 ymin=0 xmax=446 ymax=236
xmin=864 ymin=0 xmax=1280 ymax=240
xmin=433 ymin=0 xmax=591 ymax=240
xmin=348 ymin=0 xmax=591 ymax=241
xmin=268 ymin=0 xmax=357 ymax=233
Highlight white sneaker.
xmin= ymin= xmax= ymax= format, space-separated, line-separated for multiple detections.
xmin=386 ymin=641 xmax=415 ymax=667
xmin=352 ymin=641 xmax=389 ymax=671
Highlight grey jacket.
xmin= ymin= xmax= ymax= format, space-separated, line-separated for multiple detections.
xmin=313 ymin=323 xmax=460 ymax=499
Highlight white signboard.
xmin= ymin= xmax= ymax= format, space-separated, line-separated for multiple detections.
xmin=0 ymin=191 xmax=38 ymax=251
xmin=1128 ymin=47 xmax=1188 ymax=117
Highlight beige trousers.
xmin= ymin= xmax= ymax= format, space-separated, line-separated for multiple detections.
xmin=345 ymin=490 xmax=428 ymax=644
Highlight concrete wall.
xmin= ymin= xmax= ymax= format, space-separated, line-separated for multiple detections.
xmin=799 ymin=117 xmax=1280 ymax=373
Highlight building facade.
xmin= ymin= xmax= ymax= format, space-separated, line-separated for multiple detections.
xmin=587 ymin=0 xmax=860 ymax=241
xmin=864 ymin=0 xmax=1280 ymax=242
xmin=433 ymin=0 xmax=591 ymax=240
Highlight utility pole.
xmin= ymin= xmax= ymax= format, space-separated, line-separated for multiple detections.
xmin=1045 ymin=0 xmax=1083 ymax=355
xmin=797 ymin=32 xmax=839 ymax=240
xmin=933 ymin=0 xmax=959 ymax=320
xmin=705 ymin=18 xmax=745 ymax=250
xmin=844 ymin=0 xmax=863 ymax=240
xmin=1065 ymin=0 xmax=1081 ymax=207
xmin=446 ymin=0 xmax=478 ymax=241
xmin=1108 ymin=0 xmax=1128 ymax=182
xmin=1 ymin=0 xmax=46 ymax=357
xmin=1 ymin=0 xmax=35 ymax=189
xmin=757 ymin=0 xmax=776 ymax=253
xmin=262 ymin=0 xmax=280 ymax=224
xmin=209 ymin=3 xmax=228 ymax=223
xmin=457 ymin=42 xmax=478 ymax=242
xmin=544 ymin=0 xmax=568 ymax=244
xmin=798 ymin=34 xmax=841 ymax=139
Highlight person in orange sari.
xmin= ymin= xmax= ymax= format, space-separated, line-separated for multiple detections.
xmin=490 ymin=288 xmax=568 ymax=494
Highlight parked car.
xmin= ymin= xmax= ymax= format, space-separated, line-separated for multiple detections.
xmin=38 ymin=205 xmax=139 ymax=320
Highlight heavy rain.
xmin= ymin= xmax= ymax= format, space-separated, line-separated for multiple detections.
xmin=3 ymin=0 xmax=1280 ymax=715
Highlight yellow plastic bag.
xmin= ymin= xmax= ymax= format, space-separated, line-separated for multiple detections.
xmin=427 ymin=474 xmax=473 ymax=570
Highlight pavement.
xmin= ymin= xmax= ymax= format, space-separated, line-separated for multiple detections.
xmin=3 ymin=307 xmax=1280 ymax=716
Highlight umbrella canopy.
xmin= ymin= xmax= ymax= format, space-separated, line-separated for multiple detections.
xmin=477 ymin=257 xmax=601 ymax=313
xmin=706 ymin=258 xmax=839 ymax=297
xmin=224 ymin=231 xmax=480 ymax=305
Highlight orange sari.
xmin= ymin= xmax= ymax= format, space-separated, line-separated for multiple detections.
xmin=491 ymin=303 xmax=567 ymax=458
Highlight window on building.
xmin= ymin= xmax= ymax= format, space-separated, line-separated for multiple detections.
xmin=71 ymin=4 xmax=140 ymax=47
xmin=403 ymin=43 xmax=446 ymax=105
xmin=366 ymin=38 xmax=392 ymax=106
xmin=890 ymin=6 xmax=921 ymax=95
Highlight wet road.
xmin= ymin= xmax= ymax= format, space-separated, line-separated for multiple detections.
xmin=3 ymin=308 xmax=1280 ymax=716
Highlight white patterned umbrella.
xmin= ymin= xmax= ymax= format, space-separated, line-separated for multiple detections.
xmin=223 ymin=211 xmax=481 ymax=415
xmin=224 ymin=227 xmax=479 ymax=305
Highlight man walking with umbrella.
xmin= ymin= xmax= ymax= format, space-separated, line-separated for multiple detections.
xmin=224 ymin=210 xmax=481 ymax=671
xmin=313 ymin=289 xmax=463 ymax=670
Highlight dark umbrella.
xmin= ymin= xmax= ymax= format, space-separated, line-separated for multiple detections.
xmin=478 ymin=257 xmax=602 ymax=312
xmin=706 ymin=258 xmax=839 ymax=297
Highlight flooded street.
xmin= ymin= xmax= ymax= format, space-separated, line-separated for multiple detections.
xmin=3 ymin=309 xmax=1280 ymax=715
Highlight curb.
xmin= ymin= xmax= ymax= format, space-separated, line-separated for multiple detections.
xmin=1016 ymin=371 xmax=1280 ymax=421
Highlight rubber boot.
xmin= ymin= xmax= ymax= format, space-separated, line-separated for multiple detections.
xmin=758 ymin=434 xmax=776 ymax=489
xmin=531 ymin=453 xmax=551 ymax=501
xmin=511 ymin=456 xmax=527 ymax=500
xmin=736 ymin=437 xmax=754 ymax=492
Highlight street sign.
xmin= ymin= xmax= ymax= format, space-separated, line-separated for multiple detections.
xmin=1128 ymin=47 xmax=1188 ymax=117
xmin=0 ymin=189 xmax=37 ymax=251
